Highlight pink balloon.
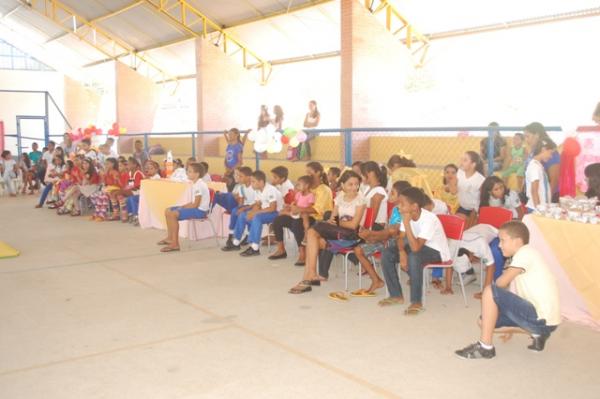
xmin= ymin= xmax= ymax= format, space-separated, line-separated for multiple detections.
xmin=296 ymin=131 xmax=307 ymax=143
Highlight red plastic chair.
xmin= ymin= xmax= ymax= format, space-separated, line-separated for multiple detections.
xmin=478 ymin=206 xmax=513 ymax=228
xmin=186 ymin=188 xmax=220 ymax=247
xmin=210 ymin=174 xmax=223 ymax=182
xmin=422 ymin=214 xmax=467 ymax=307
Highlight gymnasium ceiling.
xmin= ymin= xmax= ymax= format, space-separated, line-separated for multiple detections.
xmin=0 ymin=0 xmax=599 ymax=82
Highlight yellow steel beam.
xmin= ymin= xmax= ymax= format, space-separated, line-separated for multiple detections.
xmin=142 ymin=0 xmax=271 ymax=84
xmin=22 ymin=0 xmax=173 ymax=81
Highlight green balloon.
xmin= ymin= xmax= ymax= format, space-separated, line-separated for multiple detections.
xmin=283 ymin=127 xmax=297 ymax=137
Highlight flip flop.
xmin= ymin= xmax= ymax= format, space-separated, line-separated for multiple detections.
xmin=404 ymin=306 xmax=425 ymax=316
xmin=328 ymin=291 xmax=349 ymax=302
xmin=157 ymin=240 xmax=171 ymax=245
xmin=350 ymin=289 xmax=376 ymax=297
xmin=160 ymin=246 xmax=180 ymax=253
xmin=378 ymin=297 xmax=405 ymax=307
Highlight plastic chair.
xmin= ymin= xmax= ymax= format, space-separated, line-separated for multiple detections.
xmin=476 ymin=206 xmax=513 ymax=289
xmin=186 ymin=188 xmax=220 ymax=247
xmin=333 ymin=207 xmax=374 ymax=291
xmin=422 ymin=214 xmax=467 ymax=307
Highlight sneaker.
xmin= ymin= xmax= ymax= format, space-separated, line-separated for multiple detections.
xmin=460 ymin=272 xmax=477 ymax=286
xmin=528 ymin=334 xmax=550 ymax=352
xmin=455 ymin=342 xmax=496 ymax=360
xmin=225 ymin=234 xmax=233 ymax=247
xmin=240 ymin=235 xmax=249 ymax=246
xmin=240 ymin=247 xmax=260 ymax=257
xmin=221 ymin=242 xmax=241 ymax=252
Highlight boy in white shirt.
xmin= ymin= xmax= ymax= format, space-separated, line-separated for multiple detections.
xmin=387 ymin=187 xmax=451 ymax=315
xmin=455 ymin=221 xmax=560 ymax=359
xmin=525 ymin=139 xmax=555 ymax=211
xmin=223 ymin=167 xmax=256 ymax=247
xmin=222 ymin=170 xmax=282 ymax=257
xmin=270 ymin=166 xmax=294 ymax=198
xmin=158 ymin=163 xmax=210 ymax=253
xmin=1 ymin=150 xmax=18 ymax=197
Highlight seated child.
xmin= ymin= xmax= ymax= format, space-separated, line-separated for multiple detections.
xmin=170 ymin=159 xmax=187 ymax=182
xmin=90 ymin=157 xmax=121 ymax=221
xmin=223 ymin=166 xmax=255 ymax=246
xmin=480 ymin=175 xmax=523 ymax=219
xmin=158 ymin=163 xmax=210 ymax=252
xmin=382 ymin=187 xmax=451 ymax=315
xmin=278 ymin=176 xmax=315 ymax=246
xmin=355 ymin=180 xmax=411 ymax=296
xmin=109 ymin=157 xmax=143 ymax=221
xmin=433 ymin=163 xmax=459 ymax=214
xmin=214 ymin=167 xmax=249 ymax=213
xmin=0 ymin=150 xmax=18 ymax=197
xmin=126 ymin=160 xmax=161 ymax=225
xmin=455 ymin=221 xmax=560 ymax=359
xmin=327 ymin=167 xmax=341 ymax=194
xmin=456 ymin=151 xmax=485 ymax=227
xmin=221 ymin=170 xmax=283 ymax=257
xmin=501 ymin=132 xmax=527 ymax=189
xmin=271 ymin=166 xmax=294 ymax=198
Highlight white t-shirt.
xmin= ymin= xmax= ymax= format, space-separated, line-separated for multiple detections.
xmin=42 ymin=151 xmax=54 ymax=165
xmin=364 ymin=186 xmax=388 ymax=224
xmin=255 ymin=183 xmax=283 ymax=211
xmin=276 ymin=179 xmax=294 ymax=198
xmin=457 ymin=169 xmax=485 ymax=211
xmin=359 ymin=183 xmax=370 ymax=195
xmin=192 ymin=179 xmax=211 ymax=212
xmin=525 ymin=159 xmax=550 ymax=209
xmin=510 ymin=245 xmax=561 ymax=326
xmin=400 ymin=208 xmax=451 ymax=261
xmin=45 ymin=164 xmax=64 ymax=183
xmin=431 ymin=198 xmax=449 ymax=215
xmin=234 ymin=183 xmax=256 ymax=206
xmin=334 ymin=192 xmax=366 ymax=220
xmin=489 ymin=190 xmax=521 ymax=218
xmin=1 ymin=159 xmax=17 ymax=178
xmin=149 ymin=174 xmax=161 ymax=180
xmin=170 ymin=167 xmax=187 ymax=182
xmin=202 ymin=174 xmax=212 ymax=183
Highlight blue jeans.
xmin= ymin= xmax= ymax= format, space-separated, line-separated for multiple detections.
xmin=214 ymin=192 xmax=238 ymax=213
xmin=38 ymin=183 xmax=53 ymax=206
xmin=492 ymin=284 xmax=557 ymax=336
xmin=381 ymin=238 xmax=442 ymax=304
xmin=234 ymin=210 xmax=278 ymax=245
xmin=228 ymin=206 xmax=246 ymax=231
xmin=126 ymin=195 xmax=140 ymax=216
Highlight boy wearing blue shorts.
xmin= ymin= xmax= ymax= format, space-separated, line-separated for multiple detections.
xmin=158 ymin=163 xmax=211 ymax=253
xmin=455 ymin=221 xmax=560 ymax=359
xmin=221 ymin=170 xmax=283 ymax=257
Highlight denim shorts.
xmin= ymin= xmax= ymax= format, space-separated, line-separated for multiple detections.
xmin=492 ymin=284 xmax=557 ymax=336
xmin=169 ymin=206 xmax=207 ymax=221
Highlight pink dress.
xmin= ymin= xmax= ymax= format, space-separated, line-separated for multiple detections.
xmin=292 ymin=191 xmax=315 ymax=219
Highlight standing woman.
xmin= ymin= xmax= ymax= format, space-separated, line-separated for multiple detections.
xmin=299 ymin=100 xmax=321 ymax=161
xmin=523 ymin=122 xmax=560 ymax=200
xmin=269 ymin=161 xmax=333 ymax=265
xmin=272 ymin=105 xmax=284 ymax=131
xmin=257 ymin=105 xmax=270 ymax=130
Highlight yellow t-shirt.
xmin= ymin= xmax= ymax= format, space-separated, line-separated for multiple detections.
xmin=509 ymin=245 xmax=561 ymax=326
xmin=433 ymin=185 xmax=459 ymax=214
xmin=390 ymin=168 xmax=433 ymax=198
xmin=311 ymin=184 xmax=333 ymax=221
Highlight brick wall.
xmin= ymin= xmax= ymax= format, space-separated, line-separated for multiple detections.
xmin=340 ymin=0 xmax=414 ymax=164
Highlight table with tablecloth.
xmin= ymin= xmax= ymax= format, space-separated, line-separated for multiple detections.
xmin=523 ymin=214 xmax=600 ymax=330
xmin=138 ymin=179 xmax=229 ymax=239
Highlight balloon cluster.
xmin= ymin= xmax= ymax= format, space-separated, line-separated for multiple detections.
xmin=281 ymin=128 xmax=307 ymax=148
xmin=247 ymin=125 xmax=283 ymax=154
xmin=108 ymin=122 xmax=127 ymax=137
xmin=69 ymin=125 xmax=103 ymax=142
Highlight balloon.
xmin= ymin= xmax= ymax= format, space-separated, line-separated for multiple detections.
xmin=247 ymin=129 xmax=256 ymax=142
xmin=289 ymin=137 xmax=300 ymax=148
xmin=265 ymin=124 xmax=276 ymax=137
xmin=254 ymin=141 xmax=268 ymax=153
xmin=255 ymin=128 xmax=268 ymax=145
xmin=281 ymin=135 xmax=289 ymax=145
xmin=296 ymin=131 xmax=307 ymax=143
xmin=272 ymin=139 xmax=283 ymax=153
xmin=96 ymin=128 xmax=103 ymax=135
xmin=119 ymin=127 xmax=127 ymax=134
xmin=562 ymin=137 xmax=581 ymax=157
xmin=283 ymin=127 xmax=296 ymax=137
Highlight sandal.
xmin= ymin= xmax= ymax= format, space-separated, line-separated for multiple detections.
xmin=328 ymin=291 xmax=349 ymax=302
xmin=404 ymin=305 xmax=425 ymax=316
xmin=378 ymin=297 xmax=405 ymax=307
xmin=431 ymin=279 xmax=443 ymax=290
xmin=350 ymin=289 xmax=376 ymax=297
xmin=70 ymin=211 xmax=81 ymax=217
xmin=157 ymin=240 xmax=171 ymax=246
xmin=160 ymin=246 xmax=180 ymax=253
xmin=288 ymin=281 xmax=312 ymax=294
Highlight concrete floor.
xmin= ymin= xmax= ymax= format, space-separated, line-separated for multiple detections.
xmin=1 ymin=196 xmax=599 ymax=399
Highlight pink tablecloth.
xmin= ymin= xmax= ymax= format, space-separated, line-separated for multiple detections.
xmin=523 ymin=215 xmax=600 ymax=331
xmin=138 ymin=179 xmax=227 ymax=240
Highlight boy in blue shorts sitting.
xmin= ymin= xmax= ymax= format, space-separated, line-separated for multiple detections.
xmin=221 ymin=170 xmax=283 ymax=257
xmin=455 ymin=221 xmax=560 ymax=359
xmin=223 ymin=166 xmax=255 ymax=247
xmin=158 ymin=163 xmax=211 ymax=253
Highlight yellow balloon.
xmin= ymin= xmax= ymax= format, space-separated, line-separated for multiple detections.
xmin=119 ymin=127 xmax=127 ymax=134
xmin=289 ymin=137 xmax=300 ymax=148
